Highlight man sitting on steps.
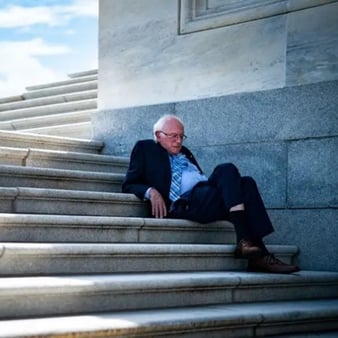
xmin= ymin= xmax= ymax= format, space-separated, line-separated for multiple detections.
xmin=122 ymin=114 xmax=300 ymax=274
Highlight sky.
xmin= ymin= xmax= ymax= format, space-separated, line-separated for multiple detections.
xmin=0 ymin=0 xmax=98 ymax=98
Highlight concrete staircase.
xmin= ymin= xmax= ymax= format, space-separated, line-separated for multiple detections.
xmin=0 ymin=69 xmax=97 ymax=138
xmin=0 ymin=71 xmax=337 ymax=337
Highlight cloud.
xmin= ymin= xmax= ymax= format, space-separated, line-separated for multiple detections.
xmin=70 ymin=0 xmax=98 ymax=17
xmin=0 ymin=0 xmax=98 ymax=28
xmin=0 ymin=38 xmax=70 ymax=96
xmin=0 ymin=0 xmax=98 ymax=97
xmin=0 ymin=38 xmax=70 ymax=56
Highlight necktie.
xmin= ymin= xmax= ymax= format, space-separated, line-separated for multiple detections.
xmin=169 ymin=153 xmax=188 ymax=202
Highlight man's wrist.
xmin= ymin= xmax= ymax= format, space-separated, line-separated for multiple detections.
xmin=144 ymin=187 xmax=153 ymax=200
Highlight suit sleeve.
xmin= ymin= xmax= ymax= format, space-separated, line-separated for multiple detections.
xmin=122 ymin=141 xmax=150 ymax=199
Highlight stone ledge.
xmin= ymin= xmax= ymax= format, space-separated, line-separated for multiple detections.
xmin=68 ymin=69 xmax=98 ymax=78
xmin=0 ymin=213 xmax=234 ymax=244
xmin=23 ymin=80 xmax=97 ymax=100
xmin=0 ymin=109 xmax=94 ymax=131
xmin=0 ymin=95 xmax=24 ymax=105
xmin=0 ymin=271 xmax=337 ymax=320
xmin=0 ymin=98 xmax=97 ymax=121
xmin=0 ymin=243 xmax=243 ymax=275
xmin=24 ymin=147 xmax=128 ymax=173
xmin=0 ymin=188 xmax=148 ymax=217
xmin=0 ymin=242 xmax=299 ymax=275
xmin=0 ymin=297 xmax=337 ymax=337
xmin=22 ymin=121 xmax=92 ymax=138
xmin=0 ymin=165 xmax=124 ymax=192
xmin=0 ymin=130 xmax=103 ymax=152
xmin=26 ymin=72 xmax=97 ymax=91
xmin=0 ymin=90 xmax=97 ymax=113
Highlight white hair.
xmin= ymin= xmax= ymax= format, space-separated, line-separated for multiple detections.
xmin=153 ymin=114 xmax=184 ymax=141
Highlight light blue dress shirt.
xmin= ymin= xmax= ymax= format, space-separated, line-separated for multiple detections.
xmin=180 ymin=161 xmax=208 ymax=195
xmin=144 ymin=154 xmax=208 ymax=200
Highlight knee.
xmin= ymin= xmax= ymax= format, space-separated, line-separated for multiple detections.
xmin=242 ymin=176 xmax=258 ymax=188
xmin=215 ymin=162 xmax=238 ymax=172
xmin=214 ymin=163 xmax=239 ymax=176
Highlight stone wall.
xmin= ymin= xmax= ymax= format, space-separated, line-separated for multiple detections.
xmin=95 ymin=0 xmax=338 ymax=271
xmin=98 ymin=0 xmax=338 ymax=108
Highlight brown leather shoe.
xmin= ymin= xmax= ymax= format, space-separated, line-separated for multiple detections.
xmin=247 ymin=254 xmax=300 ymax=274
xmin=234 ymin=239 xmax=263 ymax=258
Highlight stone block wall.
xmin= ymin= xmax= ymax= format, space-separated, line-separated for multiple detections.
xmin=95 ymin=0 xmax=338 ymax=271
xmin=98 ymin=0 xmax=338 ymax=108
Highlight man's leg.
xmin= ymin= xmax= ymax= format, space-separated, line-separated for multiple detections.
xmin=208 ymin=163 xmax=299 ymax=273
xmin=169 ymin=182 xmax=228 ymax=224
xmin=208 ymin=163 xmax=273 ymax=243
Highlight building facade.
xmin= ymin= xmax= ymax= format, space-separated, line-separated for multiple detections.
xmin=93 ymin=0 xmax=338 ymax=271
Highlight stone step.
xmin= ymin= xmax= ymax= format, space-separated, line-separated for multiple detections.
xmin=1 ymin=299 xmax=336 ymax=337
xmin=0 ymin=271 xmax=337 ymax=320
xmin=0 ymin=243 xmax=299 ymax=276
xmin=21 ymin=121 xmax=92 ymax=138
xmin=0 ymin=98 xmax=97 ymax=122
xmin=0 ymin=243 xmax=232 ymax=275
xmin=0 ymin=214 xmax=235 ymax=244
xmin=26 ymin=71 xmax=97 ymax=91
xmin=0 ymin=130 xmax=102 ymax=153
xmin=0 ymin=74 xmax=96 ymax=104
xmin=26 ymin=148 xmax=128 ymax=173
xmin=23 ymin=80 xmax=97 ymax=100
xmin=0 ymin=95 xmax=24 ymax=105
xmin=0 ymin=165 xmax=123 ymax=192
xmin=0 ymin=90 xmax=97 ymax=113
xmin=271 ymin=332 xmax=338 ymax=337
xmin=68 ymin=69 xmax=98 ymax=78
xmin=0 ymin=146 xmax=128 ymax=173
xmin=0 ymin=188 xmax=148 ymax=217
xmin=0 ymin=109 xmax=94 ymax=131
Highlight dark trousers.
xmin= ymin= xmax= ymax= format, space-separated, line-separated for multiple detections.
xmin=169 ymin=163 xmax=274 ymax=240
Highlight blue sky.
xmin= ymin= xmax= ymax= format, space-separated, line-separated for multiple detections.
xmin=0 ymin=0 xmax=98 ymax=97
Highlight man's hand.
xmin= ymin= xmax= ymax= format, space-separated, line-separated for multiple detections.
xmin=149 ymin=188 xmax=167 ymax=218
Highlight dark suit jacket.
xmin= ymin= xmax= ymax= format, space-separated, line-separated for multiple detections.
xmin=123 ymin=140 xmax=274 ymax=233
xmin=122 ymin=139 xmax=203 ymax=209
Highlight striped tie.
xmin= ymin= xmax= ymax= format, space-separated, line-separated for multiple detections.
xmin=169 ymin=153 xmax=188 ymax=202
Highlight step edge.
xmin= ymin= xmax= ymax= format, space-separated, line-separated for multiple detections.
xmin=0 ymin=298 xmax=337 ymax=338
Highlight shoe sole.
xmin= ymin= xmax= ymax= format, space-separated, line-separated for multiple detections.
xmin=247 ymin=266 xmax=301 ymax=274
xmin=234 ymin=248 xmax=264 ymax=259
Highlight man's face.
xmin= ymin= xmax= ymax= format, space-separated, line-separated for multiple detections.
xmin=155 ymin=118 xmax=185 ymax=155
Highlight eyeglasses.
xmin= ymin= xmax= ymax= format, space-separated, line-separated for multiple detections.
xmin=159 ymin=131 xmax=187 ymax=140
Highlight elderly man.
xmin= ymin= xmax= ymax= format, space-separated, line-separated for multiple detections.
xmin=122 ymin=114 xmax=299 ymax=274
